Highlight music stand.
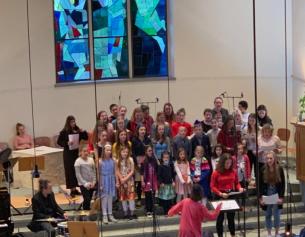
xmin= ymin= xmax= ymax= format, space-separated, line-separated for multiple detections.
xmin=68 ymin=221 xmax=99 ymax=237
xmin=211 ymin=199 xmax=241 ymax=237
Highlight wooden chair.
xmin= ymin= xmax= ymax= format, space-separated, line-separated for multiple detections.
xmin=276 ymin=128 xmax=296 ymax=156
xmin=34 ymin=136 xmax=51 ymax=147
xmin=277 ymin=128 xmax=291 ymax=142
xmin=0 ymin=142 xmax=9 ymax=151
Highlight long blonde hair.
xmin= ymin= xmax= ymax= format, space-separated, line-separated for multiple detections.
xmin=263 ymin=151 xmax=281 ymax=184
xmin=117 ymin=147 xmax=131 ymax=171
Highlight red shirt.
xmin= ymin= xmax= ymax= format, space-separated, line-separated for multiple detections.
xmin=171 ymin=122 xmax=192 ymax=137
xmin=217 ymin=130 xmax=241 ymax=154
xmin=210 ymin=169 xmax=241 ymax=196
xmin=144 ymin=115 xmax=154 ymax=136
xmin=129 ymin=120 xmax=150 ymax=138
xmin=168 ymin=198 xmax=221 ymax=237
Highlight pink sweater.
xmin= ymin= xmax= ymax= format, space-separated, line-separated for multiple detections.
xmin=13 ymin=134 xmax=33 ymax=150
xmin=168 ymin=198 xmax=221 ymax=237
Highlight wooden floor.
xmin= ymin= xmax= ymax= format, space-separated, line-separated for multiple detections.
xmin=11 ymin=192 xmax=83 ymax=209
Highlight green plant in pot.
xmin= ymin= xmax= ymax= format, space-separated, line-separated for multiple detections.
xmin=299 ymin=94 xmax=305 ymax=121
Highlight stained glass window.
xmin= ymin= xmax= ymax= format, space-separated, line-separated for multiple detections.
xmin=131 ymin=0 xmax=168 ymax=77
xmin=92 ymin=0 xmax=129 ymax=79
xmin=54 ymin=0 xmax=90 ymax=82
xmin=53 ymin=0 xmax=169 ymax=83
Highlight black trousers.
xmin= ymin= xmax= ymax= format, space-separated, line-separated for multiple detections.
xmin=80 ymin=186 xmax=94 ymax=210
xmin=255 ymin=162 xmax=265 ymax=185
xmin=144 ymin=191 xmax=155 ymax=213
xmin=216 ymin=211 xmax=235 ymax=237
xmin=63 ymin=149 xmax=78 ymax=189
xmin=159 ymin=199 xmax=173 ymax=215
xmin=28 ymin=222 xmax=56 ymax=237
xmin=136 ymin=181 xmax=142 ymax=200
xmin=247 ymin=150 xmax=257 ymax=178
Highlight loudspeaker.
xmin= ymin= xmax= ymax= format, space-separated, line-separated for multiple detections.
xmin=0 ymin=188 xmax=10 ymax=220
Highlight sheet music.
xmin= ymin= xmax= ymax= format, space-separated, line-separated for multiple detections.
xmin=228 ymin=191 xmax=242 ymax=196
xmin=262 ymin=193 xmax=279 ymax=205
xmin=259 ymin=145 xmax=276 ymax=153
xmin=211 ymin=200 xmax=240 ymax=211
xmin=69 ymin=134 xmax=79 ymax=150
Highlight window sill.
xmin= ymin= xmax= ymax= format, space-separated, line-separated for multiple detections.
xmin=54 ymin=77 xmax=175 ymax=87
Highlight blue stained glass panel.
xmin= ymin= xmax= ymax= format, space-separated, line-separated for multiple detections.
xmin=92 ymin=0 xmax=129 ymax=79
xmin=54 ymin=0 xmax=89 ymax=41
xmin=133 ymin=34 xmax=168 ymax=77
xmin=92 ymin=0 xmax=127 ymax=37
xmin=131 ymin=0 xmax=168 ymax=77
xmin=56 ymin=39 xmax=90 ymax=82
xmin=94 ymin=37 xmax=129 ymax=79
xmin=54 ymin=0 xmax=90 ymax=83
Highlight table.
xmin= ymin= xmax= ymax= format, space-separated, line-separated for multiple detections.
xmin=11 ymin=146 xmax=65 ymax=188
xmin=12 ymin=146 xmax=63 ymax=159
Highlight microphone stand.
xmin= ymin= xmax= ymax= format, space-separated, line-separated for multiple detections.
xmin=239 ymin=166 xmax=247 ymax=237
xmin=281 ymin=161 xmax=296 ymax=237
xmin=135 ymin=98 xmax=159 ymax=118
xmin=94 ymin=145 xmax=103 ymax=237
xmin=118 ymin=92 xmax=122 ymax=106
xmin=223 ymin=92 xmax=246 ymax=236
xmin=22 ymin=164 xmax=41 ymax=215
xmin=151 ymin=162 xmax=159 ymax=237
xmin=222 ymin=93 xmax=244 ymax=115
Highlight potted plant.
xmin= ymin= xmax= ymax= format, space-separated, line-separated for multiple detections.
xmin=299 ymin=93 xmax=305 ymax=121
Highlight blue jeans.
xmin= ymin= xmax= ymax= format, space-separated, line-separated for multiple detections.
xmin=265 ymin=204 xmax=281 ymax=230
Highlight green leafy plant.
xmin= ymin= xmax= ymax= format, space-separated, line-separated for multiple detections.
xmin=299 ymin=94 xmax=305 ymax=120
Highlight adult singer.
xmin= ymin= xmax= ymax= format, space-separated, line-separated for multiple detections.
xmin=27 ymin=179 xmax=67 ymax=237
xmin=210 ymin=153 xmax=244 ymax=237
xmin=57 ymin=115 xmax=88 ymax=197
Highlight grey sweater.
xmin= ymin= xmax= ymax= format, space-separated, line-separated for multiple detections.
xmin=74 ymin=157 xmax=96 ymax=187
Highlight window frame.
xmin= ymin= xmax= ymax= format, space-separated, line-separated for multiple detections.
xmin=53 ymin=0 xmax=174 ymax=86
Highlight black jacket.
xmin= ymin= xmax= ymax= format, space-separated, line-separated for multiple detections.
xmin=31 ymin=192 xmax=64 ymax=220
xmin=131 ymin=136 xmax=151 ymax=165
xmin=57 ymin=129 xmax=88 ymax=151
xmin=190 ymin=134 xmax=211 ymax=158
xmin=258 ymin=116 xmax=273 ymax=127
xmin=158 ymin=164 xmax=175 ymax=185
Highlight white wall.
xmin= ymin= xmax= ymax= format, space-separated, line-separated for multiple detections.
xmin=292 ymin=0 xmax=305 ymax=115
xmin=0 ymin=0 xmax=293 ymax=143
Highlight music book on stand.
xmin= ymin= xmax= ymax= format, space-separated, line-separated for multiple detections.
xmin=211 ymin=199 xmax=240 ymax=212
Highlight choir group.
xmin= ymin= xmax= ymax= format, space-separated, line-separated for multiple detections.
xmin=11 ymin=96 xmax=286 ymax=237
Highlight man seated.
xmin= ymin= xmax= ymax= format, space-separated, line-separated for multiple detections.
xmin=28 ymin=179 xmax=67 ymax=237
